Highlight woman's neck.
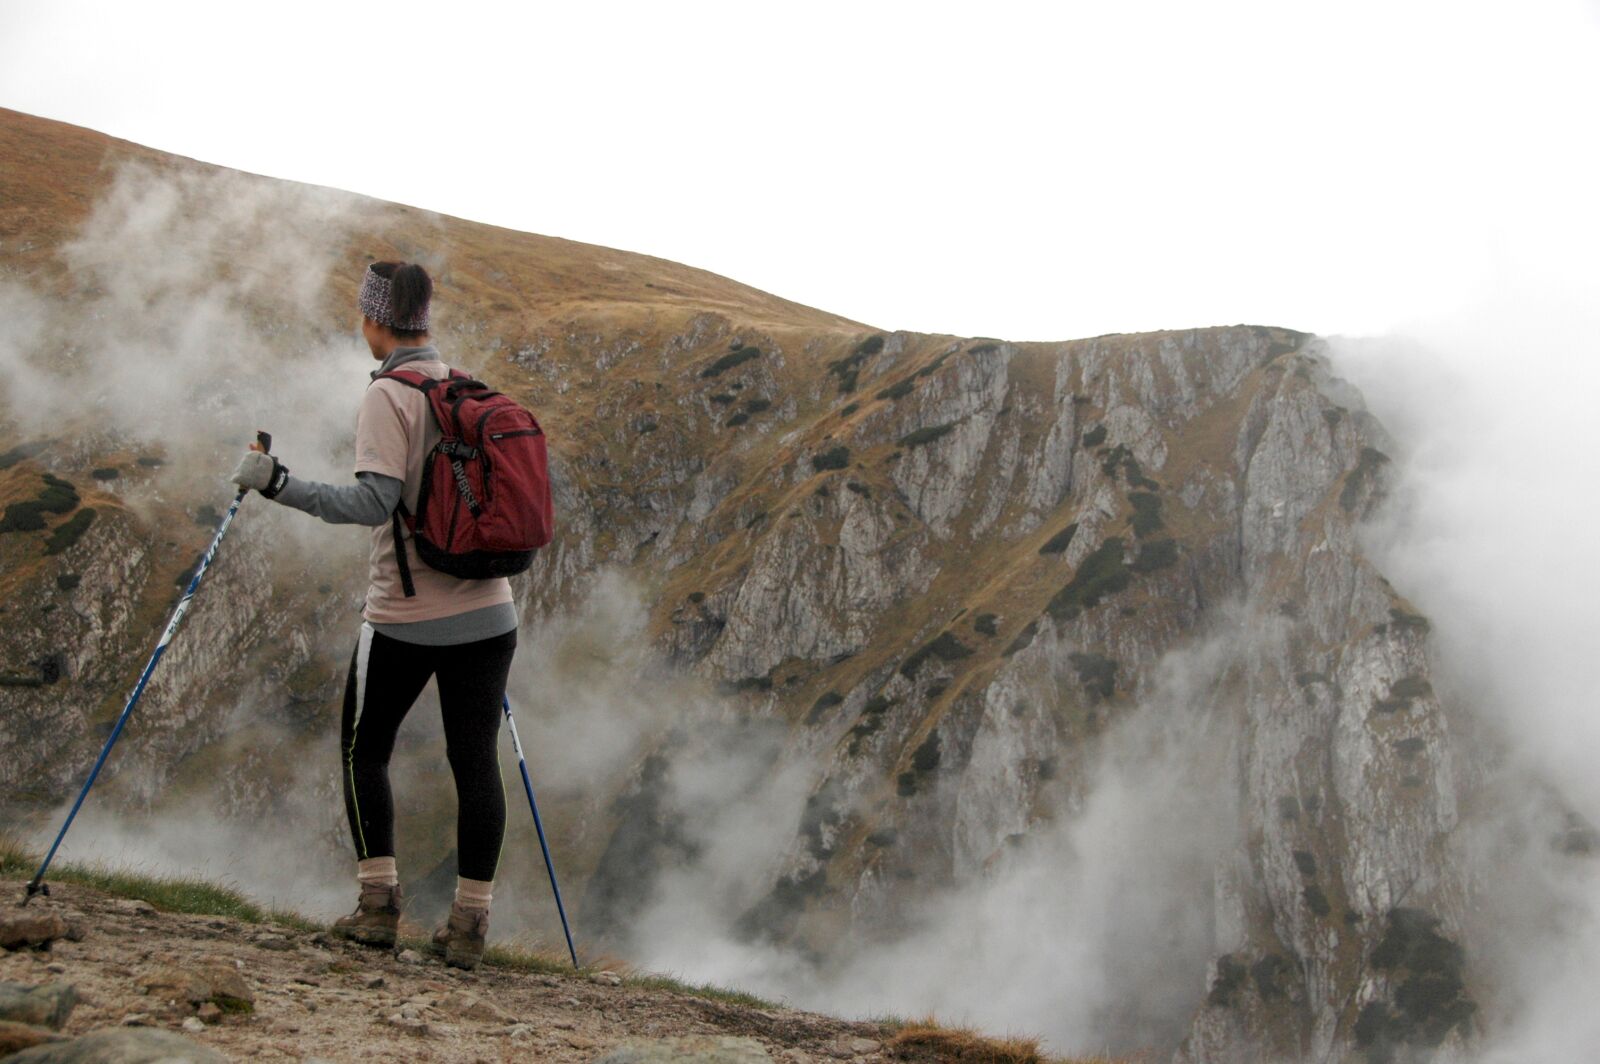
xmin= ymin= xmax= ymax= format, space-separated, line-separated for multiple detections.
xmin=370 ymin=334 xmax=432 ymax=361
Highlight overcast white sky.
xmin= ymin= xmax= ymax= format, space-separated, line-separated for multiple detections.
xmin=2 ymin=1 xmax=1597 ymax=340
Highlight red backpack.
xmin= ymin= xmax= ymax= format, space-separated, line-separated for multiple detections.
xmin=377 ymin=368 xmax=553 ymax=595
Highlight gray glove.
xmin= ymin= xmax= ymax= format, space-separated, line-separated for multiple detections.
xmin=231 ymin=450 xmax=290 ymax=499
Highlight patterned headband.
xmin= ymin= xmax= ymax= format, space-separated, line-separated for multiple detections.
xmin=357 ymin=265 xmax=430 ymax=332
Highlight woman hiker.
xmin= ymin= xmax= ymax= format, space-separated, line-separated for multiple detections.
xmin=230 ymin=261 xmax=514 ymax=970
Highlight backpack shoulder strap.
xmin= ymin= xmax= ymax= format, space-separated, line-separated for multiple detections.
xmin=375 ymin=369 xmax=439 ymax=391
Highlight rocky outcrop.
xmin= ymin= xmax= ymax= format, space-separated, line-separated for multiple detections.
xmin=559 ymin=325 xmax=1476 ymax=1061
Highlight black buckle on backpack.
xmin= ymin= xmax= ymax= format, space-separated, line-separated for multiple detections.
xmin=437 ymin=439 xmax=479 ymax=460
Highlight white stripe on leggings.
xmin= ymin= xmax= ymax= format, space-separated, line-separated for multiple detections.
xmin=348 ymin=622 xmax=377 ymax=858
xmin=353 ymin=622 xmax=375 ymax=732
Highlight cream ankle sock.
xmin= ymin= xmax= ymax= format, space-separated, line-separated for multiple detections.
xmin=454 ymin=877 xmax=493 ymax=913
xmin=357 ymin=856 xmax=398 ymax=889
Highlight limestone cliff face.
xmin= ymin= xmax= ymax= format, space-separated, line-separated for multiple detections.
xmin=525 ymin=318 xmax=1473 ymax=1061
xmin=0 ymin=109 xmax=1483 ymax=1062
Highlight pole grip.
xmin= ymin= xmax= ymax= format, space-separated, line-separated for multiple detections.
xmin=256 ymin=430 xmax=272 ymax=453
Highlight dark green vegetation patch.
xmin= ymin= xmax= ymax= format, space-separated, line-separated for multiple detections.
xmin=721 ymin=675 xmax=774 ymax=694
xmin=1081 ymin=424 xmax=1107 ymax=448
xmin=900 ymin=632 xmax=974 ymax=677
xmin=1068 ymin=652 xmax=1118 ymax=701
xmin=1038 ymin=522 xmax=1078 ymax=555
xmin=710 ymin=393 xmax=736 ymax=405
xmin=1129 ymin=492 xmax=1163 ymax=537
xmin=827 ymin=334 xmax=886 ymax=394
xmin=1374 ymin=674 xmax=1432 ymax=715
xmin=806 ymin=691 xmax=844 ymax=725
xmin=1046 ymin=537 xmax=1130 ymax=621
xmin=725 ymin=413 xmax=749 ymax=428
xmin=0 ymin=441 xmax=49 ymax=469
xmin=847 ymin=695 xmax=895 ymax=753
xmin=744 ymin=398 xmax=772 ymax=414
xmin=897 ymin=423 xmax=956 ymax=449
xmin=1251 ymin=954 xmax=1296 ymax=1001
xmin=973 ymin=612 xmax=999 ymax=637
xmin=812 ymin=446 xmax=850 ymax=471
xmin=967 ymin=342 xmax=1000 ymax=355
xmin=1 ymin=473 xmax=81 ymax=534
xmin=91 ymin=467 xmax=120 ymax=480
xmin=1393 ymin=737 xmax=1427 ymax=759
xmin=914 ymin=350 xmax=955 ymax=380
xmin=55 ymin=573 xmax=81 ymax=591
xmin=1293 ymin=850 xmax=1318 ymax=876
xmin=1388 ymin=606 xmax=1431 ymax=635
xmin=700 ymin=345 xmax=762 ymax=379
xmin=1355 ymin=908 xmax=1476 ymax=1062
xmin=876 ymin=378 xmax=915 ymax=402
xmin=1393 ymin=675 xmax=1432 ymax=699
xmin=897 ymin=731 xmax=944 ymax=798
xmin=1340 ymin=446 xmax=1391 ymax=513
xmin=1003 ymin=621 xmax=1039 ymax=657
xmin=1208 ymin=954 xmax=1248 ymax=1007
xmin=1131 ymin=537 xmax=1178 ymax=572
xmin=1100 ymin=444 xmax=1159 ymax=490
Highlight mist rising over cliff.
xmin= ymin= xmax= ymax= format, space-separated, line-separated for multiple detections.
xmin=3 ymin=109 xmax=1599 ymax=1062
xmin=1329 ymin=281 xmax=1600 ymax=1061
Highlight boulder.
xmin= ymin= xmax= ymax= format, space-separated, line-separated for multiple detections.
xmin=135 ymin=962 xmax=252 ymax=1009
xmin=0 ymin=983 xmax=78 ymax=1028
xmin=0 ymin=1021 xmax=67 ymax=1055
xmin=0 ymin=909 xmax=72 ymax=951
xmin=436 ymin=990 xmax=510 ymax=1023
xmin=593 ymin=1036 xmax=773 ymax=1063
xmin=5 ymin=1028 xmax=228 ymax=1062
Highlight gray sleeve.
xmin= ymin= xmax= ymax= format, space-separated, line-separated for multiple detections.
xmin=272 ymin=471 xmax=403 ymax=527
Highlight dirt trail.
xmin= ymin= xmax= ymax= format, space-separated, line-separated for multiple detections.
xmin=0 ymin=876 xmax=893 ymax=1062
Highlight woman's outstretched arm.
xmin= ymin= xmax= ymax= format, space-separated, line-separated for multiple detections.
xmin=272 ymin=471 xmax=402 ymax=526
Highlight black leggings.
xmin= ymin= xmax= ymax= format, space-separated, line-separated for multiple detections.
xmin=339 ymin=625 xmax=517 ymax=882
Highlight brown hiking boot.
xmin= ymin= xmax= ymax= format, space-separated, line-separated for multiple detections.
xmin=430 ymin=904 xmax=488 ymax=970
xmin=332 ymin=883 xmax=402 ymax=947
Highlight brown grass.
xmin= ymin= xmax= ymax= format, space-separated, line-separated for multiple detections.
xmin=884 ymin=1017 xmax=1148 ymax=1064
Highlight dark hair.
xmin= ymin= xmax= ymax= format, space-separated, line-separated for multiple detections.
xmin=370 ymin=260 xmax=433 ymax=339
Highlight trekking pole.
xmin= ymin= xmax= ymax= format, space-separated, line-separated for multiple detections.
xmin=23 ymin=432 xmax=271 ymax=904
xmin=501 ymin=694 xmax=579 ymax=967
